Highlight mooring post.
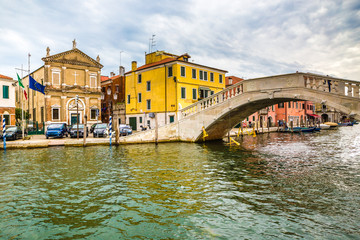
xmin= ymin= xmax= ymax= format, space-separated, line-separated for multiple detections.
xmin=83 ymin=115 xmax=87 ymax=147
xmin=155 ymin=113 xmax=158 ymax=145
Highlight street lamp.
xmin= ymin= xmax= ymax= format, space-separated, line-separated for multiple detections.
xmin=76 ymin=95 xmax=79 ymax=139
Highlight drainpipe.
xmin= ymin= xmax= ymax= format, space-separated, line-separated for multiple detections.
xmin=164 ymin=64 xmax=167 ymax=124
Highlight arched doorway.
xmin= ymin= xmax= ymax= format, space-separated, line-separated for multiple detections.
xmin=66 ymin=98 xmax=86 ymax=125
xmin=321 ymin=114 xmax=329 ymax=123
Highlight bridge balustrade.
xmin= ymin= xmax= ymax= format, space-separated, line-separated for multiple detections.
xmin=180 ymin=82 xmax=244 ymax=118
xmin=304 ymin=75 xmax=360 ymax=98
xmin=180 ymin=73 xmax=360 ymax=120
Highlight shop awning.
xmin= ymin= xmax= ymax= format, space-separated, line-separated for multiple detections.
xmin=199 ymin=86 xmax=211 ymax=91
xmin=307 ymin=113 xmax=321 ymax=118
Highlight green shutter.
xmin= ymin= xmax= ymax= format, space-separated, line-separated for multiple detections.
xmin=3 ymin=85 xmax=9 ymax=99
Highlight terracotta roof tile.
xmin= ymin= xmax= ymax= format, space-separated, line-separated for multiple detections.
xmin=0 ymin=74 xmax=13 ymax=80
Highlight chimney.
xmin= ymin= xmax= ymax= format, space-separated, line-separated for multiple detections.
xmin=110 ymin=72 xmax=115 ymax=77
xmin=119 ymin=66 xmax=125 ymax=76
xmin=131 ymin=61 xmax=137 ymax=71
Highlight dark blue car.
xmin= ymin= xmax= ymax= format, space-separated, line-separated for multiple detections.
xmin=46 ymin=123 xmax=68 ymax=139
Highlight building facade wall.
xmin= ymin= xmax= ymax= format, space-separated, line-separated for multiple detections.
xmin=1 ymin=75 xmax=16 ymax=126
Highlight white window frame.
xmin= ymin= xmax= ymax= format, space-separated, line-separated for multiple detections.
xmin=192 ymin=88 xmax=197 ymax=100
xmin=199 ymin=70 xmax=204 ymax=80
xmin=219 ymin=74 xmax=223 ymax=84
xmin=204 ymin=71 xmax=208 ymax=81
xmin=192 ymin=69 xmax=197 ymax=79
xmin=90 ymin=74 xmax=97 ymax=88
xmin=168 ymin=66 xmax=173 ymax=77
xmin=90 ymin=109 xmax=97 ymax=120
xmin=181 ymin=66 xmax=186 ymax=77
xmin=51 ymin=68 xmax=61 ymax=86
xmin=181 ymin=87 xmax=186 ymax=99
xmin=210 ymin=72 xmax=214 ymax=82
xmin=52 ymin=108 xmax=60 ymax=121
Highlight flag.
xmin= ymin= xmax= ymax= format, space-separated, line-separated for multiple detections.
xmin=23 ymin=89 xmax=28 ymax=100
xmin=16 ymin=73 xmax=25 ymax=88
xmin=29 ymin=75 xmax=45 ymax=94
xmin=16 ymin=73 xmax=27 ymax=100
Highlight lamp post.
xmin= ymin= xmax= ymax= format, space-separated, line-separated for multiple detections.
xmin=76 ymin=95 xmax=79 ymax=139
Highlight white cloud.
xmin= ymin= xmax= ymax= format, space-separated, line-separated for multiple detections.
xmin=0 ymin=0 xmax=359 ymax=80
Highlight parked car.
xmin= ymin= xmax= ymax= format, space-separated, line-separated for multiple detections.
xmin=119 ymin=124 xmax=133 ymax=136
xmin=69 ymin=124 xmax=88 ymax=138
xmin=46 ymin=123 xmax=68 ymax=139
xmin=0 ymin=126 xmax=27 ymax=141
xmin=93 ymin=123 xmax=108 ymax=137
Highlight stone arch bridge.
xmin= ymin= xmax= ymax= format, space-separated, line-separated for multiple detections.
xmin=120 ymin=72 xmax=360 ymax=143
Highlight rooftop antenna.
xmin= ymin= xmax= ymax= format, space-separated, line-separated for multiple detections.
xmin=149 ymin=34 xmax=156 ymax=53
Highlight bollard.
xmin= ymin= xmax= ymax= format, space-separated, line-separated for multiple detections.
xmin=2 ymin=118 xmax=6 ymax=150
xmin=109 ymin=116 xmax=112 ymax=147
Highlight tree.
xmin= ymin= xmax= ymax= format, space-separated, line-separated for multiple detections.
xmin=15 ymin=108 xmax=29 ymax=121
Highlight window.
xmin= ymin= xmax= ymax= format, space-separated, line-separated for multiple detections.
xmin=181 ymin=66 xmax=185 ymax=77
xmin=210 ymin=91 xmax=214 ymax=95
xmin=204 ymin=71 xmax=208 ymax=81
xmin=2 ymin=85 xmax=9 ymax=99
xmin=181 ymin=87 xmax=186 ymax=99
xmin=138 ymin=93 xmax=142 ymax=103
xmin=278 ymin=103 xmax=284 ymax=108
xmin=199 ymin=70 xmax=204 ymax=80
xmin=272 ymin=105 xmax=274 ymax=111
xmin=296 ymin=102 xmax=298 ymax=109
xmin=146 ymin=81 xmax=151 ymax=91
xmin=210 ymin=73 xmax=214 ymax=82
xmin=169 ymin=115 xmax=174 ymax=123
xmin=219 ymin=74 xmax=223 ymax=83
xmin=168 ymin=66 xmax=173 ymax=77
xmin=138 ymin=74 xmax=142 ymax=83
xmin=229 ymin=79 xmax=233 ymax=84
xmin=52 ymin=108 xmax=60 ymax=120
xmin=192 ymin=69 xmax=196 ymax=79
xmin=146 ymin=99 xmax=151 ymax=110
xmin=90 ymin=74 xmax=97 ymax=88
xmin=192 ymin=88 xmax=197 ymax=100
xmin=41 ymin=107 xmax=44 ymax=122
xmin=127 ymin=94 xmax=130 ymax=104
xmin=252 ymin=116 xmax=255 ymax=121
xmin=139 ymin=117 xmax=143 ymax=123
xmin=3 ymin=115 xmax=9 ymax=125
xmin=52 ymin=69 xmax=60 ymax=85
xmin=116 ymin=85 xmax=119 ymax=92
xmin=288 ymin=102 xmax=291 ymax=108
xmin=90 ymin=109 xmax=97 ymax=120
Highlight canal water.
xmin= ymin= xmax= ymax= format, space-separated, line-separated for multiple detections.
xmin=1 ymin=126 xmax=360 ymax=239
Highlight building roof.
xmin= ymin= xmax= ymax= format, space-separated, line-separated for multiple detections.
xmin=0 ymin=74 xmax=13 ymax=80
xmin=101 ymin=76 xmax=109 ymax=82
xmin=226 ymin=76 xmax=244 ymax=86
xmin=125 ymin=53 xmax=228 ymax=75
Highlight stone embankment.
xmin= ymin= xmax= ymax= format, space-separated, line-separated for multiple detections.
xmin=0 ymin=127 xmax=280 ymax=150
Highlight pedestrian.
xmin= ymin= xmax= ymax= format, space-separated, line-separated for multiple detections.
xmin=328 ymin=80 xmax=332 ymax=92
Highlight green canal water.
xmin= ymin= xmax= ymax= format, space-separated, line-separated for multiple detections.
xmin=1 ymin=126 xmax=360 ymax=239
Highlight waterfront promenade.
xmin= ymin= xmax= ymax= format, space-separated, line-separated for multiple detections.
xmin=0 ymin=127 xmax=280 ymax=149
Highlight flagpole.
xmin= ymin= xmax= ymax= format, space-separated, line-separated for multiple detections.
xmin=28 ymin=53 xmax=31 ymax=123
xmin=21 ymin=65 xmax=24 ymax=140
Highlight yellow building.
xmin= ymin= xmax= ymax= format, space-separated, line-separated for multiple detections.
xmin=17 ymin=40 xmax=103 ymax=127
xmin=125 ymin=51 xmax=227 ymax=130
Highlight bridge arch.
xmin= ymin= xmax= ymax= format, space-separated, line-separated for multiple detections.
xmin=178 ymin=73 xmax=360 ymax=142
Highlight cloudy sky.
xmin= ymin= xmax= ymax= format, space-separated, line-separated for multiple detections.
xmin=0 ymin=0 xmax=359 ymax=80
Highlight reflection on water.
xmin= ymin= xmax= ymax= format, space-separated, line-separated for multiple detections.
xmin=1 ymin=125 xmax=360 ymax=239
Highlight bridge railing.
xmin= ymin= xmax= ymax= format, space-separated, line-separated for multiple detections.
xmin=304 ymin=75 xmax=360 ymax=98
xmin=180 ymin=81 xmax=244 ymax=119
xmin=180 ymin=73 xmax=360 ymax=120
